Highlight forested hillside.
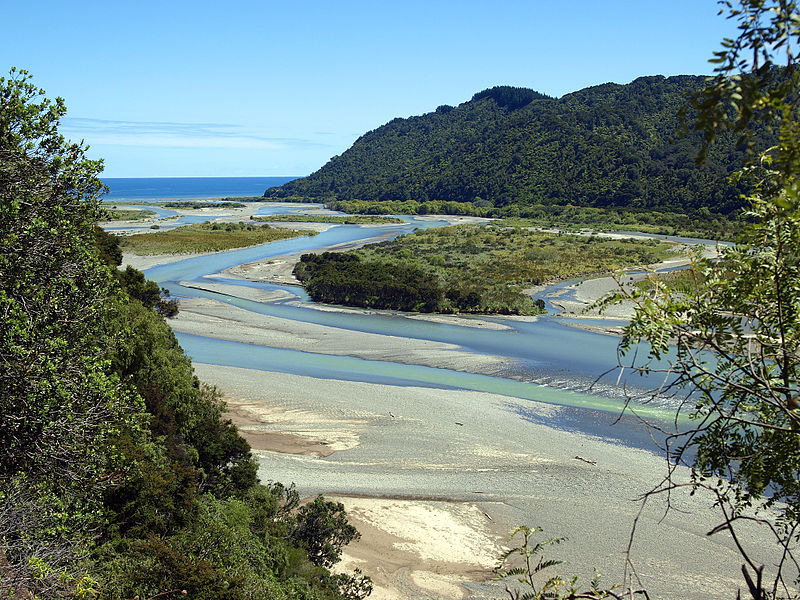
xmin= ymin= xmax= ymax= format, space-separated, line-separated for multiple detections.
xmin=1 ymin=70 xmax=365 ymax=600
xmin=266 ymin=77 xmax=757 ymax=215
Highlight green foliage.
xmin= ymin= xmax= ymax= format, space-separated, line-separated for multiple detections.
xmin=296 ymin=225 xmax=676 ymax=315
xmin=493 ymin=526 xmax=645 ymax=600
xmin=102 ymin=207 xmax=157 ymax=221
xmin=619 ymin=3 xmax=800 ymax=597
xmin=471 ymin=86 xmax=551 ymax=109
xmin=159 ymin=201 xmax=245 ymax=209
xmin=116 ymin=265 xmax=179 ymax=317
xmin=290 ymin=497 xmax=360 ymax=569
xmin=1 ymin=70 xmax=362 ymax=600
xmin=295 ymin=252 xmax=445 ymax=313
xmin=266 ymin=76 xmax=766 ymax=219
xmin=0 ymin=67 xmax=136 ymax=598
xmin=118 ymin=221 xmax=315 ymax=255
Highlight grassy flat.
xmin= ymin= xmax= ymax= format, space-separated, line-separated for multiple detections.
xmin=252 ymin=214 xmax=404 ymax=225
xmin=296 ymin=224 xmax=680 ymax=314
xmin=358 ymin=224 xmax=677 ymax=285
xmin=103 ymin=208 xmax=157 ymax=221
xmin=119 ymin=222 xmax=315 ymax=255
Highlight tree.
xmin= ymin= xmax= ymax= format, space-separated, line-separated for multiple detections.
xmin=291 ymin=496 xmax=360 ymax=568
xmin=0 ymin=68 xmax=135 ymax=598
xmin=619 ymin=3 xmax=800 ymax=598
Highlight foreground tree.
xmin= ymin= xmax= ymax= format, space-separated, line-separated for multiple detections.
xmin=620 ymin=2 xmax=800 ymax=598
xmin=0 ymin=68 xmax=132 ymax=597
xmin=1 ymin=69 xmax=366 ymax=600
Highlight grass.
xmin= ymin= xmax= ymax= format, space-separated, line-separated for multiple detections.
xmin=357 ymin=224 xmax=679 ymax=285
xmin=297 ymin=224 xmax=681 ymax=315
xmin=252 ymin=214 xmax=404 ymax=225
xmin=103 ymin=208 xmax=157 ymax=221
xmin=495 ymin=215 xmax=743 ymax=241
xmin=158 ymin=201 xmax=246 ymax=209
xmin=118 ymin=221 xmax=315 ymax=255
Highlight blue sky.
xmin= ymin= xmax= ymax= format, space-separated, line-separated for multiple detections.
xmin=4 ymin=1 xmax=736 ymax=177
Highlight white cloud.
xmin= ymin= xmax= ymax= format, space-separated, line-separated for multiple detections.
xmin=61 ymin=117 xmax=327 ymax=149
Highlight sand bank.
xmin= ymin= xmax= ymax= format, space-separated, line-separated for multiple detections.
xmin=195 ymin=363 xmax=780 ymax=600
xmin=170 ymin=297 xmax=511 ymax=374
xmin=546 ymin=244 xmax=724 ymax=332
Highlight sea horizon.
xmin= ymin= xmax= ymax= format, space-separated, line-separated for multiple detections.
xmin=102 ymin=176 xmax=299 ymax=201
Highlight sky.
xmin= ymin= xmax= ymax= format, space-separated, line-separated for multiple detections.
xmin=3 ymin=1 xmax=738 ymax=178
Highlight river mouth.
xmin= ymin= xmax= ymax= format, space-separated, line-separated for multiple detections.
xmin=114 ymin=198 xmax=779 ymax=600
xmin=129 ymin=206 xmax=690 ymax=450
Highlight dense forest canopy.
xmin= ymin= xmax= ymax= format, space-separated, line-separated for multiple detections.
xmin=0 ymin=69 xmax=365 ymax=600
xmin=266 ymin=75 xmax=763 ymax=216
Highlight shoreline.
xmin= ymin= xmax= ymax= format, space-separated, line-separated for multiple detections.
xmin=118 ymin=214 xmax=720 ymax=338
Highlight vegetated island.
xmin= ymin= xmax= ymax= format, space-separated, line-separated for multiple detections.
xmin=293 ymin=224 xmax=678 ymax=315
xmin=252 ymin=214 xmax=405 ymax=225
xmin=119 ymin=221 xmax=315 ymax=255
xmin=159 ymin=200 xmax=246 ymax=209
xmin=103 ymin=207 xmax=157 ymax=221
xmin=264 ymin=77 xmax=767 ymax=238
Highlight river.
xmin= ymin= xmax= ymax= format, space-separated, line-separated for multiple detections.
xmin=124 ymin=202 xmax=782 ymax=600
xmin=136 ymin=208 xmax=684 ymax=451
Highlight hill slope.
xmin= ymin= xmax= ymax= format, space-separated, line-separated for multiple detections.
xmin=266 ymin=76 xmax=755 ymax=215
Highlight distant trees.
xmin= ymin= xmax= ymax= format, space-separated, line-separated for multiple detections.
xmin=265 ymin=75 xmax=759 ymax=217
xmin=294 ymin=252 xmax=444 ymax=312
xmin=471 ymin=85 xmax=551 ymax=109
xmin=294 ymin=226 xmax=670 ymax=316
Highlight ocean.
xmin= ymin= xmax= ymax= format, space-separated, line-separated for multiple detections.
xmin=101 ymin=176 xmax=298 ymax=201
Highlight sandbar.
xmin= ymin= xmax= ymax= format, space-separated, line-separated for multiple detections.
xmin=170 ymin=297 xmax=512 ymax=374
xmin=196 ymin=363 xmax=784 ymax=600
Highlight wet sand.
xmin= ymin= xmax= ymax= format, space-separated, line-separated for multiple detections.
xmin=197 ymin=364 xmax=776 ymax=600
xmin=170 ymin=296 xmax=511 ymax=374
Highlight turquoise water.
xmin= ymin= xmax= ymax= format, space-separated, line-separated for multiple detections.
xmin=176 ymin=331 xmax=677 ymax=422
xmin=143 ymin=220 xmax=676 ymax=406
xmin=119 ymin=178 xmax=686 ymax=446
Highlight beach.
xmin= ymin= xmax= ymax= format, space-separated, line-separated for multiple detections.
xmin=195 ymin=363 xmax=767 ymax=600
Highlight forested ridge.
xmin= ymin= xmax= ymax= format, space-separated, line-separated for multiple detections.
xmin=1 ymin=70 xmax=365 ymax=600
xmin=266 ymin=77 xmax=760 ymax=216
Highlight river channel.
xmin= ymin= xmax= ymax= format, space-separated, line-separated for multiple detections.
xmin=137 ymin=208 xmax=687 ymax=451
xmin=121 ymin=202 xmax=785 ymax=600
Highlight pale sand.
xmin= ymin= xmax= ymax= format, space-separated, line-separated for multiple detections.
xmin=170 ymin=297 xmax=511 ymax=374
xmin=122 ymin=252 xmax=213 ymax=271
xmin=214 ymin=214 xmax=492 ymax=287
xmin=179 ymin=281 xmax=296 ymax=304
xmin=216 ymin=230 xmax=408 ymax=286
xmin=331 ymin=497 xmax=506 ymax=600
xmin=291 ymin=300 xmax=525 ymax=330
xmin=123 ymin=223 xmax=772 ymax=597
xmin=196 ymin=364 xmax=783 ymax=600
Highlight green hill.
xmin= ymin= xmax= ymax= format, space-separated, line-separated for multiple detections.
xmin=266 ymin=76 xmax=757 ymax=216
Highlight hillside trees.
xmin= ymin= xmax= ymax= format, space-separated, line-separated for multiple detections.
xmin=0 ymin=69 xmax=364 ymax=600
xmin=0 ymin=67 xmax=134 ymax=597
xmin=619 ymin=2 xmax=800 ymax=597
xmin=266 ymin=75 xmax=759 ymax=217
